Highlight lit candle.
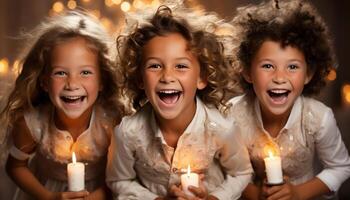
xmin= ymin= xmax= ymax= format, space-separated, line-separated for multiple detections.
xmin=180 ymin=165 xmax=199 ymax=197
xmin=67 ymin=152 xmax=85 ymax=191
xmin=264 ymin=150 xmax=283 ymax=185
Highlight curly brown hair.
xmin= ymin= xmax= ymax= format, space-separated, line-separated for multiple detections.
xmin=232 ymin=0 xmax=336 ymax=96
xmin=0 ymin=11 xmax=128 ymax=137
xmin=118 ymin=5 xmax=238 ymax=111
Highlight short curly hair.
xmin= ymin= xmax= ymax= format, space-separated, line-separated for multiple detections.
xmin=117 ymin=4 xmax=238 ymax=111
xmin=232 ymin=0 xmax=336 ymax=96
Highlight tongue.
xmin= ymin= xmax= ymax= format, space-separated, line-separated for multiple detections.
xmin=160 ymin=94 xmax=178 ymax=104
xmin=271 ymin=95 xmax=287 ymax=103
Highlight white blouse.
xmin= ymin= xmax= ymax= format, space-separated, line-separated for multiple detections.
xmin=106 ymin=98 xmax=253 ymax=200
xmin=228 ymin=95 xmax=350 ymax=192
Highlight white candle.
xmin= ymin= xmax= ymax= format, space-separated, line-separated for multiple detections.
xmin=180 ymin=165 xmax=199 ymax=197
xmin=264 ymin=150 xmax=283 ymax=184
xmin=67 ymin=152 xmax=85 ymax=191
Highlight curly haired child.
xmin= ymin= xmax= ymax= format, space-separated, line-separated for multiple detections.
xmin=106 ymin=3 xmax=253 ymax=200
xmin=228 ymin=0 xmax=350 ymax=199
xmin=1 ymin=11 xmax=128 ymax=200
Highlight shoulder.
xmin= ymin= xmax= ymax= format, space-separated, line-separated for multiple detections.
xmin=301 ymin=96 xmax=333 ymax=134
xmin=117 ymin=104 xmax=153 ymax=139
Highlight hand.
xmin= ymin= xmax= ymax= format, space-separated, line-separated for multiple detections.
xmin=48 ymin=190 xmax=89 ymax=200
xmin=261 ymin=177 xmax=301 ymax=200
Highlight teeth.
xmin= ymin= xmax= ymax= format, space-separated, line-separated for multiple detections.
xmin=269 ymin=89 xmax=288 ymax=94
xmin=62 ymin=96 xmax=81 ymax=100
xmin=158 ymin=90 xmax=179 ymax=94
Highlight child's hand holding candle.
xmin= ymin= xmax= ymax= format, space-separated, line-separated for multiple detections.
xmin=67 ymin=152 xmax=85 ymax=191
xmin=264 ymin=150 xmax=283 ymax=185
xmin=180 ymin=164 xmax=199 ymax=197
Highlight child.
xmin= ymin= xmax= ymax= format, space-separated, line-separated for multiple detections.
xmin=228 ymin=0 xmax=350 ymax=199
xmin=1 ymin=11 xmax=128 ymax=200
xmin=106 ymin=4 xmax=253 ymax=200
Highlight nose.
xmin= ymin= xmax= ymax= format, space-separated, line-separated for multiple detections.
xmin=160 ymin=67 xmax=175 ymax=83
xmin=64 ymin=75 xmax=80 ymax=90
xmin=272 ymin=68 xmax=287 ymax=84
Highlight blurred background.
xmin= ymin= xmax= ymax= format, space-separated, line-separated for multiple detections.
xmin=0 ymin=0 xmax=349 ymax=199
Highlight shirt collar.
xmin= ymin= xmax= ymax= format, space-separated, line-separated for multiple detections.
xmin=151 ymin=97 xmax=206 ymax=144
xmin=254 ymin=96 xmax=302 ymax=132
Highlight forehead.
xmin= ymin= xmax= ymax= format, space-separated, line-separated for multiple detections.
xmin=254 ymin=40 xmax=305 ymax=61
xmin=142 ymin=33 xmax=191 ymax=57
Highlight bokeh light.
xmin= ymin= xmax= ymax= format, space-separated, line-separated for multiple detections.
xmin=121 ymin=1 xmax=131 ymax=12
xmin=0 ymin=58 xmax=9 ymax=75
xmin=327 ymin=69 xmax=337 ymax=81
xmin=67 ymin=0 xmax=77 ymax=10
xmin=52 ymin=1 xmax=64 ymax=13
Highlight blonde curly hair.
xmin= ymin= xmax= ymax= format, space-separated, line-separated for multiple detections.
xmin=117 ymin=1 xmax=239 ymax=111
xmin=0 ymin=10 xmax=128 ymax=147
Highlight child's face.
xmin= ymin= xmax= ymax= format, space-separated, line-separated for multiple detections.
xmin=141 ymin=33 xmax=207 ymax=121
xmin=245 ymin=40 xmax=312 ymax=118
xmin=43 ymin=37 xmax=102 ymax=120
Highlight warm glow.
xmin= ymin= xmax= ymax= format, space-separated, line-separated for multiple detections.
xmin=151 ymin=0 xmax=160 ymax=7
xmin=327 ymin=69 xmax=337 ymax=81
xmin=121 ymin=1 xmax=131 ymax=12
xmin=343 ymin=84 xmax=350 ymax=94
xmin=72 ymin=152 xmax=77 ymax=164
xmin=89 ymin=10 xmax=101 ymax=18
xmin=187 ymin=164 xmax=191 ymax=177
xmin=101 ymin=17 xmax=112 ymax=32
xmin=105 ymin=0 xmax=113 ymax=7
xmin=12 ymin=60 xmax=21 ymax=75
xmin=133 ymin=0 xmax=144 ymax=9
xmin=268 ymin=150 xmax=274 ymax=158
xmin=67 ymin=0 xmax=77 ymax=9
xmin=0 ymin=58 xmax=9 ymax=75
xmin=53 ymin=1 xmax=64 ymax=13
xmin=346 ymin=93 xmax=350 ymax=104
xmin=112 ymin=0 xmax=122 ymax=5
xmin=82 ymin=0 xmax=90 ymax=3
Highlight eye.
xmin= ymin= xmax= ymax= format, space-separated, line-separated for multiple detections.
xmin=81 ymin=70 xmax=92 ymax=75
xmin=288 ymin=64 xmax=299 ymax=70
xmin=262 ymin=64 xmax=273 ymax=69
xmin=53 ymin=71 xmax=66 ymax=76
xmin=176 ymin=64 xmax=188 ymax=69
xmin=147 ymin=63 xmax=161 ymax=69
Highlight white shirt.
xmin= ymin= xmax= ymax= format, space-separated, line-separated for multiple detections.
xmin=228 ymin=95 xmax=350 ymax=192
xmin=107 ymin=98 xmax=253 ymax=200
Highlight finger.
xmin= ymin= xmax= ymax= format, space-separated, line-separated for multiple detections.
xmin=170 ymin=185 xmax=187 ymax=198
xmin=266 ymin=186 xmax=289 ymax=200
xmin=188 ymin=186 xmax=206 ymax=198
xmin=63 ymin=191 xmax=89 ymax=198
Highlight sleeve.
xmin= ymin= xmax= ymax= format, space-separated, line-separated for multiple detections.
xmin=315 ymin=109 xmax=350 ymax=192
xmin=106 ymin=123 xmax=158 ymax=200
xmin=210 ymin=123 xmax=253 ymax=200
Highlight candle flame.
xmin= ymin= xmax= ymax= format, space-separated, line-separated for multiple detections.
xmin=72 ymin=152 xmax=76 ymax=164
xmin=187 ymin=164 xmax=191 ymax=177
xmin=268 ymin=150 xmax=274 ymax=158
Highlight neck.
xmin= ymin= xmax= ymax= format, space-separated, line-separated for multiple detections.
xmin=260 ymin=106 xmax=291 ymax=138
xmin=157 ymin=101 xmax=197 ymax=148
xmin=54 ymin=108 xmax=93 ymax=140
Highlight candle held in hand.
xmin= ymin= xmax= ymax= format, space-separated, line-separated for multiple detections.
xmin=264 ymin=150 xmax=283 ymax=185
xmin=180 ymin=165 xmax=199 ymax=197
xmin=67 ymin=152 xmax=85 ymax=191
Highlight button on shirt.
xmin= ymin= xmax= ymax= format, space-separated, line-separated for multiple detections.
xmin=107 ymin=98 xmax=253 ymax=200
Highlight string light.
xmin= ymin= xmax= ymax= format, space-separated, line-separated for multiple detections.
xmin=113 ymin=0 xmax=122 ymax=5
xmin=342 ymin=84 xmax=350 ymax=104
xmin=52 ymin=1 xmax=64 ymax=13
xmin=327 ymin=69 xmax=337 ymax=81
xmin=105 ymin=0 xmax=113 ymax=7
xmin=121 ymin=1 xmax=131 ymax=12
xmin=67 ymin=0 xmax=77 ymax=10
xmin=0 ymin=58 xmax=9 ymax=75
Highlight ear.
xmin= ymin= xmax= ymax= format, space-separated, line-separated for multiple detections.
xmin=304 ymin=69 xmax=315 ymax=85
xmin=197 ymin=77 xmax=207 ymax=90
xmin=242 ymin=69 xmax=252 ymax=83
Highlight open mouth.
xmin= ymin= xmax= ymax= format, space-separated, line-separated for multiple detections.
xmin=157 ymin=90 xmax=182 ymax=104
xmin=267 ymin=89 xmax=290 ymax=103
xmin=60 ymin=96 xmax=85 ymax=104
